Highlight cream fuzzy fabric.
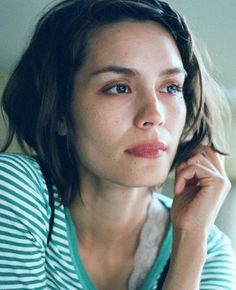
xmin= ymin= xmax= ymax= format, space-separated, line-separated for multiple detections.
xmin=128 ymin=195 xmax=169 ymax=290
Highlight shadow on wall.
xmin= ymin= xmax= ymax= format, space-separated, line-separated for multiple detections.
xmin=162 ymin=178 xmax=236 ymax=253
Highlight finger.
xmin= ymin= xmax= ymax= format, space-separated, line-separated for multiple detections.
xmin=203 ymin=147 xmax=226 ymax=175
xmin=174 ymin=163 xmax=221 ymax=195
xmin=176 ymin=151 xmax=217 ymax=176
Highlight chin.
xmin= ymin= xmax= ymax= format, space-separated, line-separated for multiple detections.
xmin=119 ymin=155 xmax=173 ymax=187
xmin=112 ymin=171 xmax=169 ymax=189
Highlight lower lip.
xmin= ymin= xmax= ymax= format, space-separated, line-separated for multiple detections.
xmin=125 ymin=147 xmax=166 ymax=159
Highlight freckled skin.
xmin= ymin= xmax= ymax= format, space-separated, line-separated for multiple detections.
xmin=64 ymin=21 xmax=231 ymax=290
xmin=71 ymin=20 xmax=186 ymax=188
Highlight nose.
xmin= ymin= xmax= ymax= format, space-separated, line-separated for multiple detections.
xmin=134 ymin=96 xmax=165 ymax=130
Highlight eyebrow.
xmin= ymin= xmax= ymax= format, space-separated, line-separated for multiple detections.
xmin=160 ymin=67 xmax=187 ymax=77
xmin=90 ymin=65 xmax=187 ymax=78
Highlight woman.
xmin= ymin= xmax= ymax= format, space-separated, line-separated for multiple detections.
xmin=0 ymin=0 xmax=235 ymax=289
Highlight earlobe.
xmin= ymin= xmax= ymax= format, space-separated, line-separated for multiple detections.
xmin=57 ymin=120 xmax=68 ymax=136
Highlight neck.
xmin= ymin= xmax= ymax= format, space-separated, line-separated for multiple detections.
xmin=69 ymin=172 xmax=152 ymax=253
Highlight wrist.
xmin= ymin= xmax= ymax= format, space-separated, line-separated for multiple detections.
xmin=173 ymin=227 xmax=208 ymax=244
xmin=172 ymin=228 xmax=208 ymax=260
xmin=162 ymin=229 xmax=207 ymax=290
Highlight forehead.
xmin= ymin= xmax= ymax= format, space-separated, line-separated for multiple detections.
xmin=82 ymin=20 xmax=183 ymax=71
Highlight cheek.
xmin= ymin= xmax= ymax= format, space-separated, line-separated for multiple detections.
xmin=73 ymin=108 xmax=105 ymax=144
xmin=166 ymin=100 xmax=187 ymax=143
xmin=177 ymin=105 xmax=187 ymax=129
xmin=169 ymin=98 xmax=186 ymax=124
xmin=72 ymin=100 xmax=129 ymax=153
xmin=71 ymin=102 xmax=131 ymax=176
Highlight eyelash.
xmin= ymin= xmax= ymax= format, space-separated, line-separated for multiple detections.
xmin=102 ymin=83 xmax=131 ymax=95
xmin=160 ymin=84 xmax=183 ymax=96
xmin=101 ymin=83 xmax=183 ymax=96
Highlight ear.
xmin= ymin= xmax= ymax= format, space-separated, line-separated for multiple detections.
xmin=57 ymin=120 xmax=68 ymax=136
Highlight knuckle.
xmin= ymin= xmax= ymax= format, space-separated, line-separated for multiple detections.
xmin=186 ymin=153 xmax=204 ymax=165
xmin=189 ymin=162 xmax=201 ymax=171
xmin=215 ymin=175 xmax=231 ymax=191
xmin=186 ymin=157 xmax=197 ymax=167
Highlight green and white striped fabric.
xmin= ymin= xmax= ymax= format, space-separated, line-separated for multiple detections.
xmin=0 ymin=153 xmax=236 ymax=289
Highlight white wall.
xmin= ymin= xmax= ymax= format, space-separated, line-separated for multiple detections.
xmin=167 ymin=0 xmax=236 ymax=90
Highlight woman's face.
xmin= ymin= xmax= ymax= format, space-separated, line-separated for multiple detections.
xmin=70 ymin=21 xmax=187 ymax=187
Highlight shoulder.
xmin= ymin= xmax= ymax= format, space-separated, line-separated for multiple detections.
xmin=0 ymin=152 xmax=50 ymax=244
xmin=0 ymin=152 xmax=46 ymax=194
xmin=0 ymin=151 xmax=49 ymax=211
xmin=0 ymin=152 xmax=42 ymax=183
xmin=207 ymin=224 xmax=235 ymax=252
xmin=0 ymin=152 xmax=49 ymax=204
xmin=201 ymin=225 xmax=236 ymax=288
xmin=0 ymin=153 xmax=51 ymax=286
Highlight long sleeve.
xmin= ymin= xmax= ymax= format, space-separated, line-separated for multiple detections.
xmin=200 ymin=225 xmax=236 ymax=290
xmin=0 ymin=153 xmax=50 ymax=289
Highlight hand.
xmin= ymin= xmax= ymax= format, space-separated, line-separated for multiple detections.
xmin=163 ymin=147 xmax=231 ymax=290
xmin=171 ymin=147 xmax=231 ymax=234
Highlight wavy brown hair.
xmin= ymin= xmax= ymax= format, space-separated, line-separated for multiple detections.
xmin=0 ymin=0 xmax=230 ymax=206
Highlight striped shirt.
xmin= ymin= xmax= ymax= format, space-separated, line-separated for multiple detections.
xmin=0 ymin=152 xmax=236 ymax=289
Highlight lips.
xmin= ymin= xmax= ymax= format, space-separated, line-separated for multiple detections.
xmin=125 ymin=141 xmax=167 ymax=159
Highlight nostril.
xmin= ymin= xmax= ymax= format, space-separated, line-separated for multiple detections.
xmin=143 ymin=121 xmax=153 ymax=127
xmin=134 ymin=101 xmax=165 ymax=129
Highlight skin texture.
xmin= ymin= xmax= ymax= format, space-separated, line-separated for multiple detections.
xmin=163 ymin=147 xmax=230 ymax=290
xmin=64 ymin=21 xmax=230 ymax=290
xmin=70 ymin=21 xmax=187 ymax=189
